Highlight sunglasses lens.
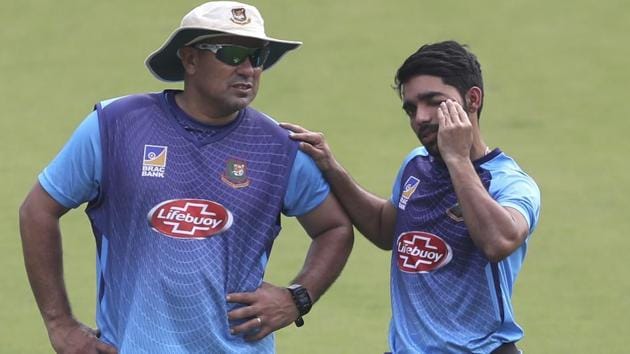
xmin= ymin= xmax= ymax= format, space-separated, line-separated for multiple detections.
xmin=216 ymin=46 xmax=269 ymax=67
xmin=253 ymin=47 xmax=270 ymax=67
xmin=215 ymin=46 xmax=249 ymax=66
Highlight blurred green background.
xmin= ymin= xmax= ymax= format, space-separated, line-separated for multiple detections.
xmin=2 ymin=0 xmax=629 ymax=352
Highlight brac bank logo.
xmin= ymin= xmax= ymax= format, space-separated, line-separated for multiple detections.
xmin=398 ymin=176 xmax=420 ymax=210
xmin=148 ymin=199 xmax=233 ymax=239
xmin=142 ymin=145 xmax=167 ymax=178
xmin=396 ymin=231 xmax=452 ymax=273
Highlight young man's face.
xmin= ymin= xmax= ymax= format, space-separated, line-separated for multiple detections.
xmin=401 ymin=75 xmax=467 ymax=157
xmin=182 ymin=35 xmax=266 ymax=118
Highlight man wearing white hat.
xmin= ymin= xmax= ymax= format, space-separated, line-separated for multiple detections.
xmin=19 ymin=2 xmax=354 ymax=353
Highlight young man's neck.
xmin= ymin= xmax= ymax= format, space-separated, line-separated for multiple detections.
xmin=470 ymin=131 xmax=490 ymax=161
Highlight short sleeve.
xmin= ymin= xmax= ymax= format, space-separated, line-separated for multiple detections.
xmin=282 ymin=150 xmax=330 ymax=216
xmin=486 ymin=161 xmax=541 ymax=234
xmin=38 ymin=111 xmax=102 ymax=208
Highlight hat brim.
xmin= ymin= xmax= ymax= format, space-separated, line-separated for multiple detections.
xmin=145 ymin=28 xmax=301 ymax=82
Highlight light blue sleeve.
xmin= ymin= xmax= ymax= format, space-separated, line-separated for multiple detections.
xmin=390 ymin=147 xmax=426 ymax=205
xmin=282 ymin=150 xmax=330 ymax=217
xmin=391 ymin=165 xmax=405 ymax=205
xmin=38 ymin=111 xmax=102 ymax=208
xmin=487 ymin=160 xmax=541 ymax=234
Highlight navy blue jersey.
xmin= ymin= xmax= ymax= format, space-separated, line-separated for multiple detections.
xmin=388 ymin=147 xmax=540 ymax=354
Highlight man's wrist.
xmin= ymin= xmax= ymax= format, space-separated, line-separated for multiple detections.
xmin=323 ymin=160 xmax=349 ymax=188
xmin=44 ymin=311 xmax=75 ymax=330
xmin=443 ymin=155 xmax=476 ymax=177
xmin=287 ymin=284 xmax=312 ymax=327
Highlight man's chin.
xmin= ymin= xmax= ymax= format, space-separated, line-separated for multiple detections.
xmin=226 ymin=96 xmax=254 ymax=112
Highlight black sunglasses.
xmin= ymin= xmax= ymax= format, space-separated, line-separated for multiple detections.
xmin=194 ymin=43 xmax=270 ymax=68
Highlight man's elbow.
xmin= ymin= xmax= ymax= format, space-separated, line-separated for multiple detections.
xmin=360 ymin=231 xmax=392 ymax=251
xmin=373 ymin=239 xmax=393 ymax=251
xmin=482 ymin=248 xmax=510 ymax=263
xmin=339 ymin=222 xmax=355 ymax=251
xmin=18 ymin=198 xmax=33 ymax=233
xmin=480 ymin=234 xmax=524 ymax=263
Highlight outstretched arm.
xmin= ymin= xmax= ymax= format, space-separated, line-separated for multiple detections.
xmin=280 ymin=122 xmax=397 ymax=250
xmin=19 ymin=183 xmax=117 ymax=353
xmin=226 ymin=193 xmax=353 ymax=341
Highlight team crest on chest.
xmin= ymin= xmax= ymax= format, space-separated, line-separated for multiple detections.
xmin=221 ymin=158 xmax=250 ymax=188
xmin=446 ymin=203 xmax=464 ymax=222
xmin=142 ymin=145 xmax=168 ymax=178
xmin=398 ymin=176 xmax=420 ymax=210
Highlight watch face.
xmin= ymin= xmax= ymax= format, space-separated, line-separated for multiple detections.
xmin=288 ymin=284 xmax=312 ymax=316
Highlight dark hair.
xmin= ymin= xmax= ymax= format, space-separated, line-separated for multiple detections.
xmin=395 ymin=40 xmax=484 ymax=117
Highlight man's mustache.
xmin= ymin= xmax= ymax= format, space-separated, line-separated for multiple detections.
xmin=418 ymin=124 xmax=439 ymax=136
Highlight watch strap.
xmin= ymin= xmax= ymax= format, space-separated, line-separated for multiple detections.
xmin=287 ymin=284 xmax=312 ymax=327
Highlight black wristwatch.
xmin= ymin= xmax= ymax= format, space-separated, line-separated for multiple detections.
xmin=287 ymin=284 xmax=312 ymax=327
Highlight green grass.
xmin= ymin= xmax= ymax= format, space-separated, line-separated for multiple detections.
xmin=2 ymin=0 xmax=629 ymax=352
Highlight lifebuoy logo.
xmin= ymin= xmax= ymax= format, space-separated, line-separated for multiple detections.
xmin=148 ymin=199 xmax=233 ymax=239
xmin=396 ymin=231 xmax=452 ymax=273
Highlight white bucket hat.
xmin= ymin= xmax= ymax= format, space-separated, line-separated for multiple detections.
xmin=145 ymin=1 xmax=302 ymax=82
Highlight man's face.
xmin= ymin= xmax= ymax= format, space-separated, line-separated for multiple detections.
xmin=183 ymin=35 xmax=266 ymax=117
xmin=401 ymin=75 xmax=467 ymax=157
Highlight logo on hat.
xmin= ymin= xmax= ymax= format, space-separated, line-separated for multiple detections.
xmin=221 ymin=158 xmax=250 ymax=188
xmin=230 ymin=8 xmax=251 ymax=25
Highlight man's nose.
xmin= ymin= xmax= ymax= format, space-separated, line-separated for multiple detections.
xmin=235 ymin=57 xmax=256 ymax=75
xmin=413 ymin=108 xmax=432 ymax=124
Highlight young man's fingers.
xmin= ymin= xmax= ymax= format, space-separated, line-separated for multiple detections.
xmin=288 ymin=132 xmax=323 ymax=145
xmin=455 ymin=103 xmax=469 ymax=124
xmin=446 ymin=100 xmax=462 ymax=124
xmin=442 ymin=101 xmax=456 ymax=125
xmin=279 ymin=122 xmax=307 ymax=133
xmin=289 ymin=132 xmax=318 ymax=143
xmin=437 ymin=105 xmax=448 ymax=127
xmin=298 ymin=141 xmax=313 ymax=153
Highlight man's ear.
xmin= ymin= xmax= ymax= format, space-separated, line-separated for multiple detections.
xmin=178 ymin=47 xmax=197 ymax=75
xmin=465 ymin=86 xmax=483 ymax=114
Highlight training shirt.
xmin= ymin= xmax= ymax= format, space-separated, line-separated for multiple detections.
xmin=39 ymin=91 xmax=329 ymax=353
xmin=388 ymin=147 xmax=540 ymax=354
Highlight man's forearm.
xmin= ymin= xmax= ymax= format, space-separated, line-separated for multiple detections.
xmin=291 ymin=223 xmax=353 ymax=302
xmin=19 ymin=186 xmax=74 ymax=331
xmin=280 ymin=122 xmax=395 ymax=249
xmin=323 ymin=161 xmax=394 ymax=250
xmin=445 ymin=159 xmax=525 ymax=262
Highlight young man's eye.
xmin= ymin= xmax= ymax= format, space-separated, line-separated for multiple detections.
xmin=402 ymin=104 xmax=416 ymax=118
